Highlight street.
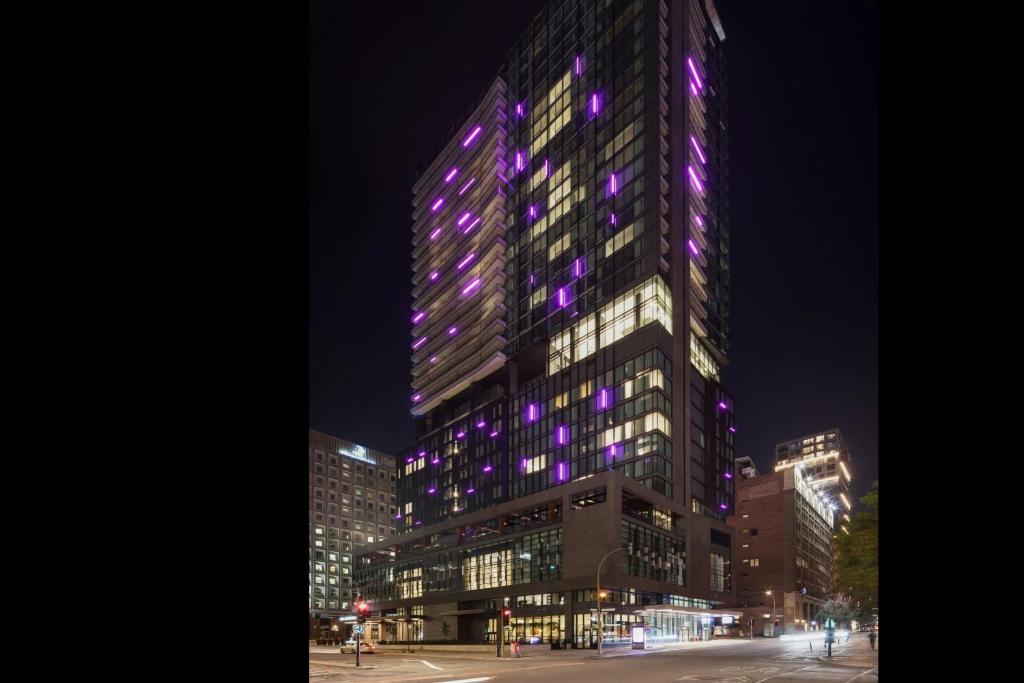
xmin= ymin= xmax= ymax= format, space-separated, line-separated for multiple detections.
xmin=309 ymin=633 xmax=877 ymax=683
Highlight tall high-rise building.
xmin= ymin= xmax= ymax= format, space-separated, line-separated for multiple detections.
xmin=308 ymin=430 xmax=397 ymax=639
xmin=772 ymin=428 xmax=853 ymax=529
xmin=359 ymin=0 xmax=738 ymax=647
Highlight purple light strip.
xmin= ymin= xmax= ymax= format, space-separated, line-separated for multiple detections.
xmin=526 ymin=403 xmax=537 ymax=422
xmin=431 ymin=197 xmax=444 ymax=212
xmin=557 ymin=287 xmax=566 ymax=307
xmin=458 ymin=177 xmax=476 ymax=195
xmin=432 ymin=457 xmax=440 ymax=464
xmin=463 ymin=217 xmax=481 ymax=234
xmin=430 ymin=356 xmax=439 ymax=364
xmin=428 ymin=487 xmax=436 ymax=494
xmin=544 ymin=159 xmax=550 ymax=177
xmin=516 ymin=102 xmax=524 ymax=118
xmin=430 ymin=271 xmax=440 ymax=281
xmin=516 ymin=151 xmax=523 ymax=171
xmin=687 ymin=57 xmax=704 ymax=90
xmin=457 ymin=212 xmax=471 ymax=226
xmin=529 ymin=273 xmax=536 ymax=285
xmin=489 ymin=431 xmax=498 ymax=438
xmin=412 ymin=394 xmax=421 ymax=402
xmin=429 ymin=227 xmax=442 ymax=240
xmin=728 ymin=426 xmax=737 ymax=433
xmin=456 ymin=430 xmax=465 ymax=438
xmin=444 ymin=167 xmax=459 ymax=183
xmin=448 ymin=326 xmax=459 ymax=336
xmin=457 ymin=252 xmax=475 ymax=269
xmin=477 ymin=420 xmax=486 ymax=428
xmin=690 ymin=135 xmax=706 ymax=164
xmin=575 ymin=56 xmax=581 ymax=75
xmin=693 ymin=215 xmax=704 ymax=228
xmin=466 ymin=487 xmax=475 ymax=494
xmin=412 ymin=337 xmax=427 ymax=350
xmin=462 ymin=125 xmax=482 ymax=147
xmin=599 ymin=388 xmax=608 ymax=410
xmin=609 ymin=173 xmax=617 ymax=195
xmin=406 ymin=456 xmax=414 ymax=463
xmin=687 ymin=166 xmax=705 ymax=194
xmin=412 ymin=312 xmax=425 ymax=324
xmin=718 ymin=401 xmax=728 ymax=410
xmin=610 ymin=213 xmax=616 ymax=225
xmin=719 ymin=503 xmax=727 ymax=510
xmin=556 ymin=425 xmax=566 ymax=445
xmin=591 ymin=93 xmax=599 ymax=115
xmin=573 ymin=258 xmax=581 ymax=278
xmin=689 ymin=80 xmax=698 ymax=97
xmin=724 ymin=472 xmax=733 ymax=479
xmin=528 ymin=205 xmax=537 ymax=219
xmin=483 ymin=465 xmax=493 ymax=472
xmin=688 ymin=239 xmax=699 ymax=256
xmin=461 ymin=277 xmax=481 ymax=295
xmin=557 ymin=462 xmax=566 ymax=481
xmin=418 ymin=451 xmax=426 ymax=458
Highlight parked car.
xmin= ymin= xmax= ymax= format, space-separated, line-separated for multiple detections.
xmin=340 ymin=640 xmax=376 ymax=654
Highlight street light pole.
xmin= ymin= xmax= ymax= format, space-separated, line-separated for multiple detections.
xmin=596 ymin=547 xmax=625 ymax=657
xmin=765 ymin=589 xmax=776 ymax=636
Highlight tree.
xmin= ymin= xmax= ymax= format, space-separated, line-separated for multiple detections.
xmin=834 ymin=482 xmax=878 ymax=620
xmin=815 ymin=599 xmax=854 ymax=628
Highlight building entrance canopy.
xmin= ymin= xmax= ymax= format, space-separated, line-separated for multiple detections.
xmin=632 ymin=605 xmax=743 ymax=619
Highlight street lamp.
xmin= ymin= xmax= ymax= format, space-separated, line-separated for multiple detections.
xmin=765 ymin=589 xmax=776 ymax=636
xmin=596 ymin=547 xmax=626 ymax=657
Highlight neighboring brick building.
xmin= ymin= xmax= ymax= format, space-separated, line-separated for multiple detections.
xmin=726 ymin=464 xmax=835 ymax=635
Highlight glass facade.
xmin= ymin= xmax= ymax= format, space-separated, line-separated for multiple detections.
xmin=357 ymin=0 xmax=737 ymax=645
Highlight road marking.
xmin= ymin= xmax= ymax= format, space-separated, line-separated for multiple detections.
xmin=404 ymin=659 xmax=444 ymax=671
xmin=751 ymin=665 xmax=817 ymax=683
xmin=375 ymin=661 xmax=585 ymax=683
xmin=435 ymin=678 xmax=491 ymax=683
xmin=844 ymin=668 xmax=877 ymax=682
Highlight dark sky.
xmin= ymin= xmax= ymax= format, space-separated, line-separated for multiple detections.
xmin=310 ymin=1 xmax=879 ymax=503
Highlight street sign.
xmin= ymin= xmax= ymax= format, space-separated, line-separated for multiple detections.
xmin=825 ymin=618 xmax=835 ymax=628
xmin=353 ymin=625 xmax=365 ymax=634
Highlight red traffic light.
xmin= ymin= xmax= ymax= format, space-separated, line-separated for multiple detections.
xmin=502 ymin=609 xmax=511 ymax=617
xmin=357 ymin=602 xmax=369 ymax=613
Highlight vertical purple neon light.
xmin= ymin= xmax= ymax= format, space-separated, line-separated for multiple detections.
xmin=462 ymin=125 xmax=482 ymax=147
xmin=544 ymin=159 xmax=550 ymax=178
xmin=688 ymin=166 xmax=704 ymax=193
xmin=688 ymin=239 xmax=699 ymax=256
xmin=575 ymin=56 xmax=581 ymax=75
xmin=609 ymin=173 xmax=617 ymax=195
xmin=689 ymin=80 xmax=698 ymax=96
xmin=690 ymin=135 xmax=706 ymax=164
xmin=687 ymin=57 xmax=704 ymax=90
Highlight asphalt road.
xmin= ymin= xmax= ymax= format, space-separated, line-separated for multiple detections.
xmin=310 ymin=633 xmax=878 ymax=683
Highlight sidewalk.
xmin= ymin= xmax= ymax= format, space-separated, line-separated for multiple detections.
xmin=814 ymin=632 xmax=878 ymax=669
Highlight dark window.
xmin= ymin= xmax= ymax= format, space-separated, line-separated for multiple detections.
xmin=710 ymin=529 xmax=731 ymax=548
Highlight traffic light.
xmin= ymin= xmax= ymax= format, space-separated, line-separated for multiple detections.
xmin=357 ymin=601 xmax=370 ymax=624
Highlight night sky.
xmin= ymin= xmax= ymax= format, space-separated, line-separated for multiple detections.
xmin=310 ymin=1 xmax=879 ymax=503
